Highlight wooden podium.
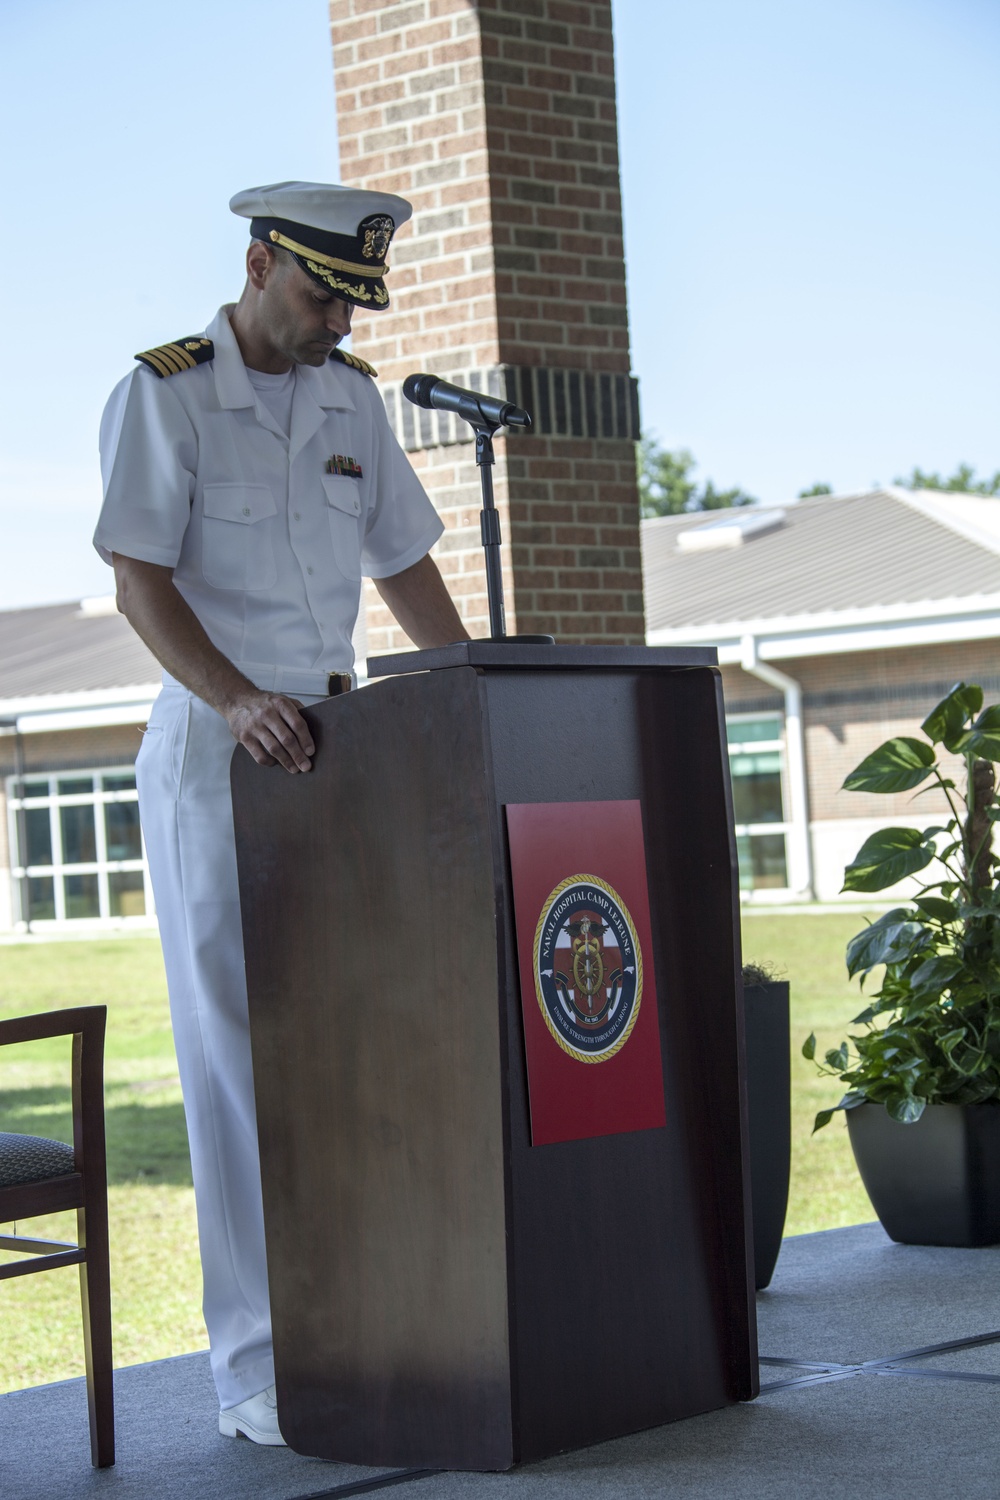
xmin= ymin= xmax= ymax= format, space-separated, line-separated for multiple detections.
xmin=231 ymin=643 xmax=757 ymax=1471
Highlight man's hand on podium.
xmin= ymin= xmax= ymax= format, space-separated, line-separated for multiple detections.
xmin=224 ymin=693 xmax=315 ymax=774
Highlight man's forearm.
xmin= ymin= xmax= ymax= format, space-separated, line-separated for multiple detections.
xmin=373 ymin=552 xmax=469 ymax=648
xmin=113 ymin=554 xmax=257 ymax=716
xmin=112 ymin=554 xmax=315 ymax=772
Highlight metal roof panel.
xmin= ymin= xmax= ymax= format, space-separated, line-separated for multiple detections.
xmin=641 ymin=491 xmax=1000 ymax=632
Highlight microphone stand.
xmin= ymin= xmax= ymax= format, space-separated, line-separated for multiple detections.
xmin=471 ymin=417 xmax=554 ymax=645
xmin=474 ymin=423 xmax=507 ymax=640
xmin=402 ymin=374 xmax=554 ymax=644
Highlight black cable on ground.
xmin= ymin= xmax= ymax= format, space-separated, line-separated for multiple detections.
xmin=290 ymin=1466 xmax=444 ymax=1500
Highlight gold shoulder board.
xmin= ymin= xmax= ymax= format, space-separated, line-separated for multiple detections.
xmin=330 ymin=348 xmax=378 ymax=378
xmin=135 ymin=337 xmax=215 ymax=378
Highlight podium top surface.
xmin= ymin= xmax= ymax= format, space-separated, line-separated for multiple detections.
xmin=366 ymin=641 xmax=718 ymax=678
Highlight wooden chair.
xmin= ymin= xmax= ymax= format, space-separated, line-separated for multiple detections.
xmin=0 ymin=1006 xmax=114 ymax=1468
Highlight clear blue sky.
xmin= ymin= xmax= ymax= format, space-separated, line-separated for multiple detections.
xmin=2 ymin=0 xmax=997 ymax=608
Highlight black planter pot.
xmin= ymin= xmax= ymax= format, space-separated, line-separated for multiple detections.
xmin=743 ymin=981 xmax=791 ymax=1289
xmin=847 ymin=1101 xmax=1000 ymax=1247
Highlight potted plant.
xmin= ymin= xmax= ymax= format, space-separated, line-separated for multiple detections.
xmin=804 ymin=681 xmax=1000 ymax=1246
xmin=742 ymin=963 xmax=791 ymax=1288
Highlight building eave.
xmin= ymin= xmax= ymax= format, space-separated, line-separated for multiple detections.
xmin=646 ymin=595 xmax=1000 ymax=663
xmin=0 ymin=686 xmax=161 ymax=735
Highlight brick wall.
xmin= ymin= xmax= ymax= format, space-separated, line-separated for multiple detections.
xmin=799 ymin=642 xmax=1000 ymax=823
xmin=0 ymin=724 xmax=144 ymax=781
xmin=329 ymin=0 xmax=644 ymax=651
xmin=718 ymin=664 xmax=783 ymax=712
xmin=477 ymin=0 xmax=629 ymax=374
xmin=720 ymin=643 xmax=1000 ymax=824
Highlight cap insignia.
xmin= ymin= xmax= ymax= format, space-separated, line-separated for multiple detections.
xmin=360 ymin=214 xmax=394 ymax=262
xmin=135 ymin=337 xmax=215 ymax=378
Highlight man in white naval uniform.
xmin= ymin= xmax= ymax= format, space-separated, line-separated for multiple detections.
xmin=93 ymin=183 xmax=467 ymax=1445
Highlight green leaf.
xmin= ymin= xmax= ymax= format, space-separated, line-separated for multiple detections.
xmin=842 ymin=828 xmax=937 ymax=893
xmin=899 ymin=989 xmax=949 ymax=1018
xmin=802 ymin=1032 xmax=816 ymax=1061
xmin=965 ymin=704 xmax=1000 ymax=762
xmin=909 ymin=954 xmax=963 ymax=994
xmin=957 ymin=1076 xmax=999 ymax=1105
xmin=851 ymin=906 xmax=929 ymax=978
xmin=945 ymin=1041 xmax=986 ymax=1077
xmin=913 ymin=896 xmax=959 ymax=923
xmin=842 ymin=737 xmax=936 ymax=794
xmin=825 ymin=1043 xmax=850 ymax=1071
xmin=921 ymin=682 xmax=982 ymax=748
xmin=887 ymin=1095 xmax=926 ymax=1124
xmin=851 ymin=1005 xmax=877 ymax=1025
xmin=938 ymin=1028 xmax=971 ymax=1062
xmin=812 ymin=1109 xmax=836 ymax=1133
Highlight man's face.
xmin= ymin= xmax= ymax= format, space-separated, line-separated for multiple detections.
xmin=260 ymin=251 xmax=354 ymax=367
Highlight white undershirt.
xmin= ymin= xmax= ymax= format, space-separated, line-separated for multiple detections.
xmin=246 ymin=366 xmax=296 ymax=437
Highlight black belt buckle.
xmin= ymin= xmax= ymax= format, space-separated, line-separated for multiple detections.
xmin=327 ymin=672 xmax=351 ymax=697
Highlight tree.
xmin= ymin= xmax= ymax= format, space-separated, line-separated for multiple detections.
xmin=798 ymin=482 xmax=834 ymax=498
xmin=894 ymin=464 xmax=1000 ymax=497
xmin=637 ymin=437 xmax=756 ymax=518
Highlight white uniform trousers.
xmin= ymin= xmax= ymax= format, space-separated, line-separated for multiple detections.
xmin=136 ymin=681 xmax=322 ymax=1409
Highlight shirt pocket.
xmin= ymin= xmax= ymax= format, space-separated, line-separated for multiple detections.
xmin=322 ymin=474 xmax=363 ymax=581
xmin=201 ymin=484 xmax=278 ymax=591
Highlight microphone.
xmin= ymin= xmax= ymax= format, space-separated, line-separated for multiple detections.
xmin=403 ymin=373 xmax=531 ymax=431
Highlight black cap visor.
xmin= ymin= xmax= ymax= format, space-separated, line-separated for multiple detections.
xmin=251 ymin=216 xmax=391 ymax=309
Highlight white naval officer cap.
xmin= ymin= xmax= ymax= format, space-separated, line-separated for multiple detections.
xmin=230 ymin=180 xmax=413 ymax=310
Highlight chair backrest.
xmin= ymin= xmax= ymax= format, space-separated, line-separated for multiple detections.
xmin=0 ymin=1007 xmax=108 ymax=1177
xmin=0 ymin=1005 xmax=116 ymax=1468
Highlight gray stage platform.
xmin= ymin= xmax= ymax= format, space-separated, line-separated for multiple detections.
xmin=3 ymin=1221 xmax=1000 ymax=1500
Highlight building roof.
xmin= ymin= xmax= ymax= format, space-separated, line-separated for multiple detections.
xmin=644 ymin=489 xmax=1000 ymax=666
xmin=642 ymin=488 xmax=1000 ymax=632
xmin=0 ymin=597 xmax=159 ymax=700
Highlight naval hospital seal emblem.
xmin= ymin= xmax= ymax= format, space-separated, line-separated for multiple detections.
xmin=533 ymin=874 xmax=643 ymax=1064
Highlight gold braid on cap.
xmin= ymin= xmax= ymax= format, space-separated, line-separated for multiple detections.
xmin=302 ymin=261 xmax=389 ymax=305
xmin=268 ymin=230 xmax=387 ymax=278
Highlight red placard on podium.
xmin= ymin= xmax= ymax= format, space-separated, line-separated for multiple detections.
xmin=506 ymin=799 xmax=667 ymax=1146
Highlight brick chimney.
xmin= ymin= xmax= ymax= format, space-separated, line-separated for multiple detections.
xmin=330 ymin=0 xmax=644 ymax=649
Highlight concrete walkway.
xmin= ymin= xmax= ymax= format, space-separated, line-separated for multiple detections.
xmin=3 ymin=1222 xmax=999 ymax=1500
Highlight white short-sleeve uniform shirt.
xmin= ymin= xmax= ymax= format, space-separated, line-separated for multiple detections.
xmin=94 ymin=305 xmax=443 ymax=676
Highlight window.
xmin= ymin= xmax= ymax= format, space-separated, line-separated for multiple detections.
xmin=727 ymin=716 xmax=790 ymax=891
xmin=7 ymin=769 xmax=153 ymax=926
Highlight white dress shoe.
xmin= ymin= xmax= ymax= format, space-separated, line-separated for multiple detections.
xmin=218 ymin=1383 xmax=287 ymax=1445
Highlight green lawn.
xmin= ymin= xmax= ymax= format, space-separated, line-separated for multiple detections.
xmin=742 ymin=910 xmax=878 ymax=1235
xmin=0 ymin=914 xmax=877 ymax=1393
xmin=0 ymin=937 xmax=204 ymax=1393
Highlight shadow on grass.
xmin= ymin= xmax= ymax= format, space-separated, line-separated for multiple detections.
xmin=0 ymin=1085 xmax=192 ymax=1187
